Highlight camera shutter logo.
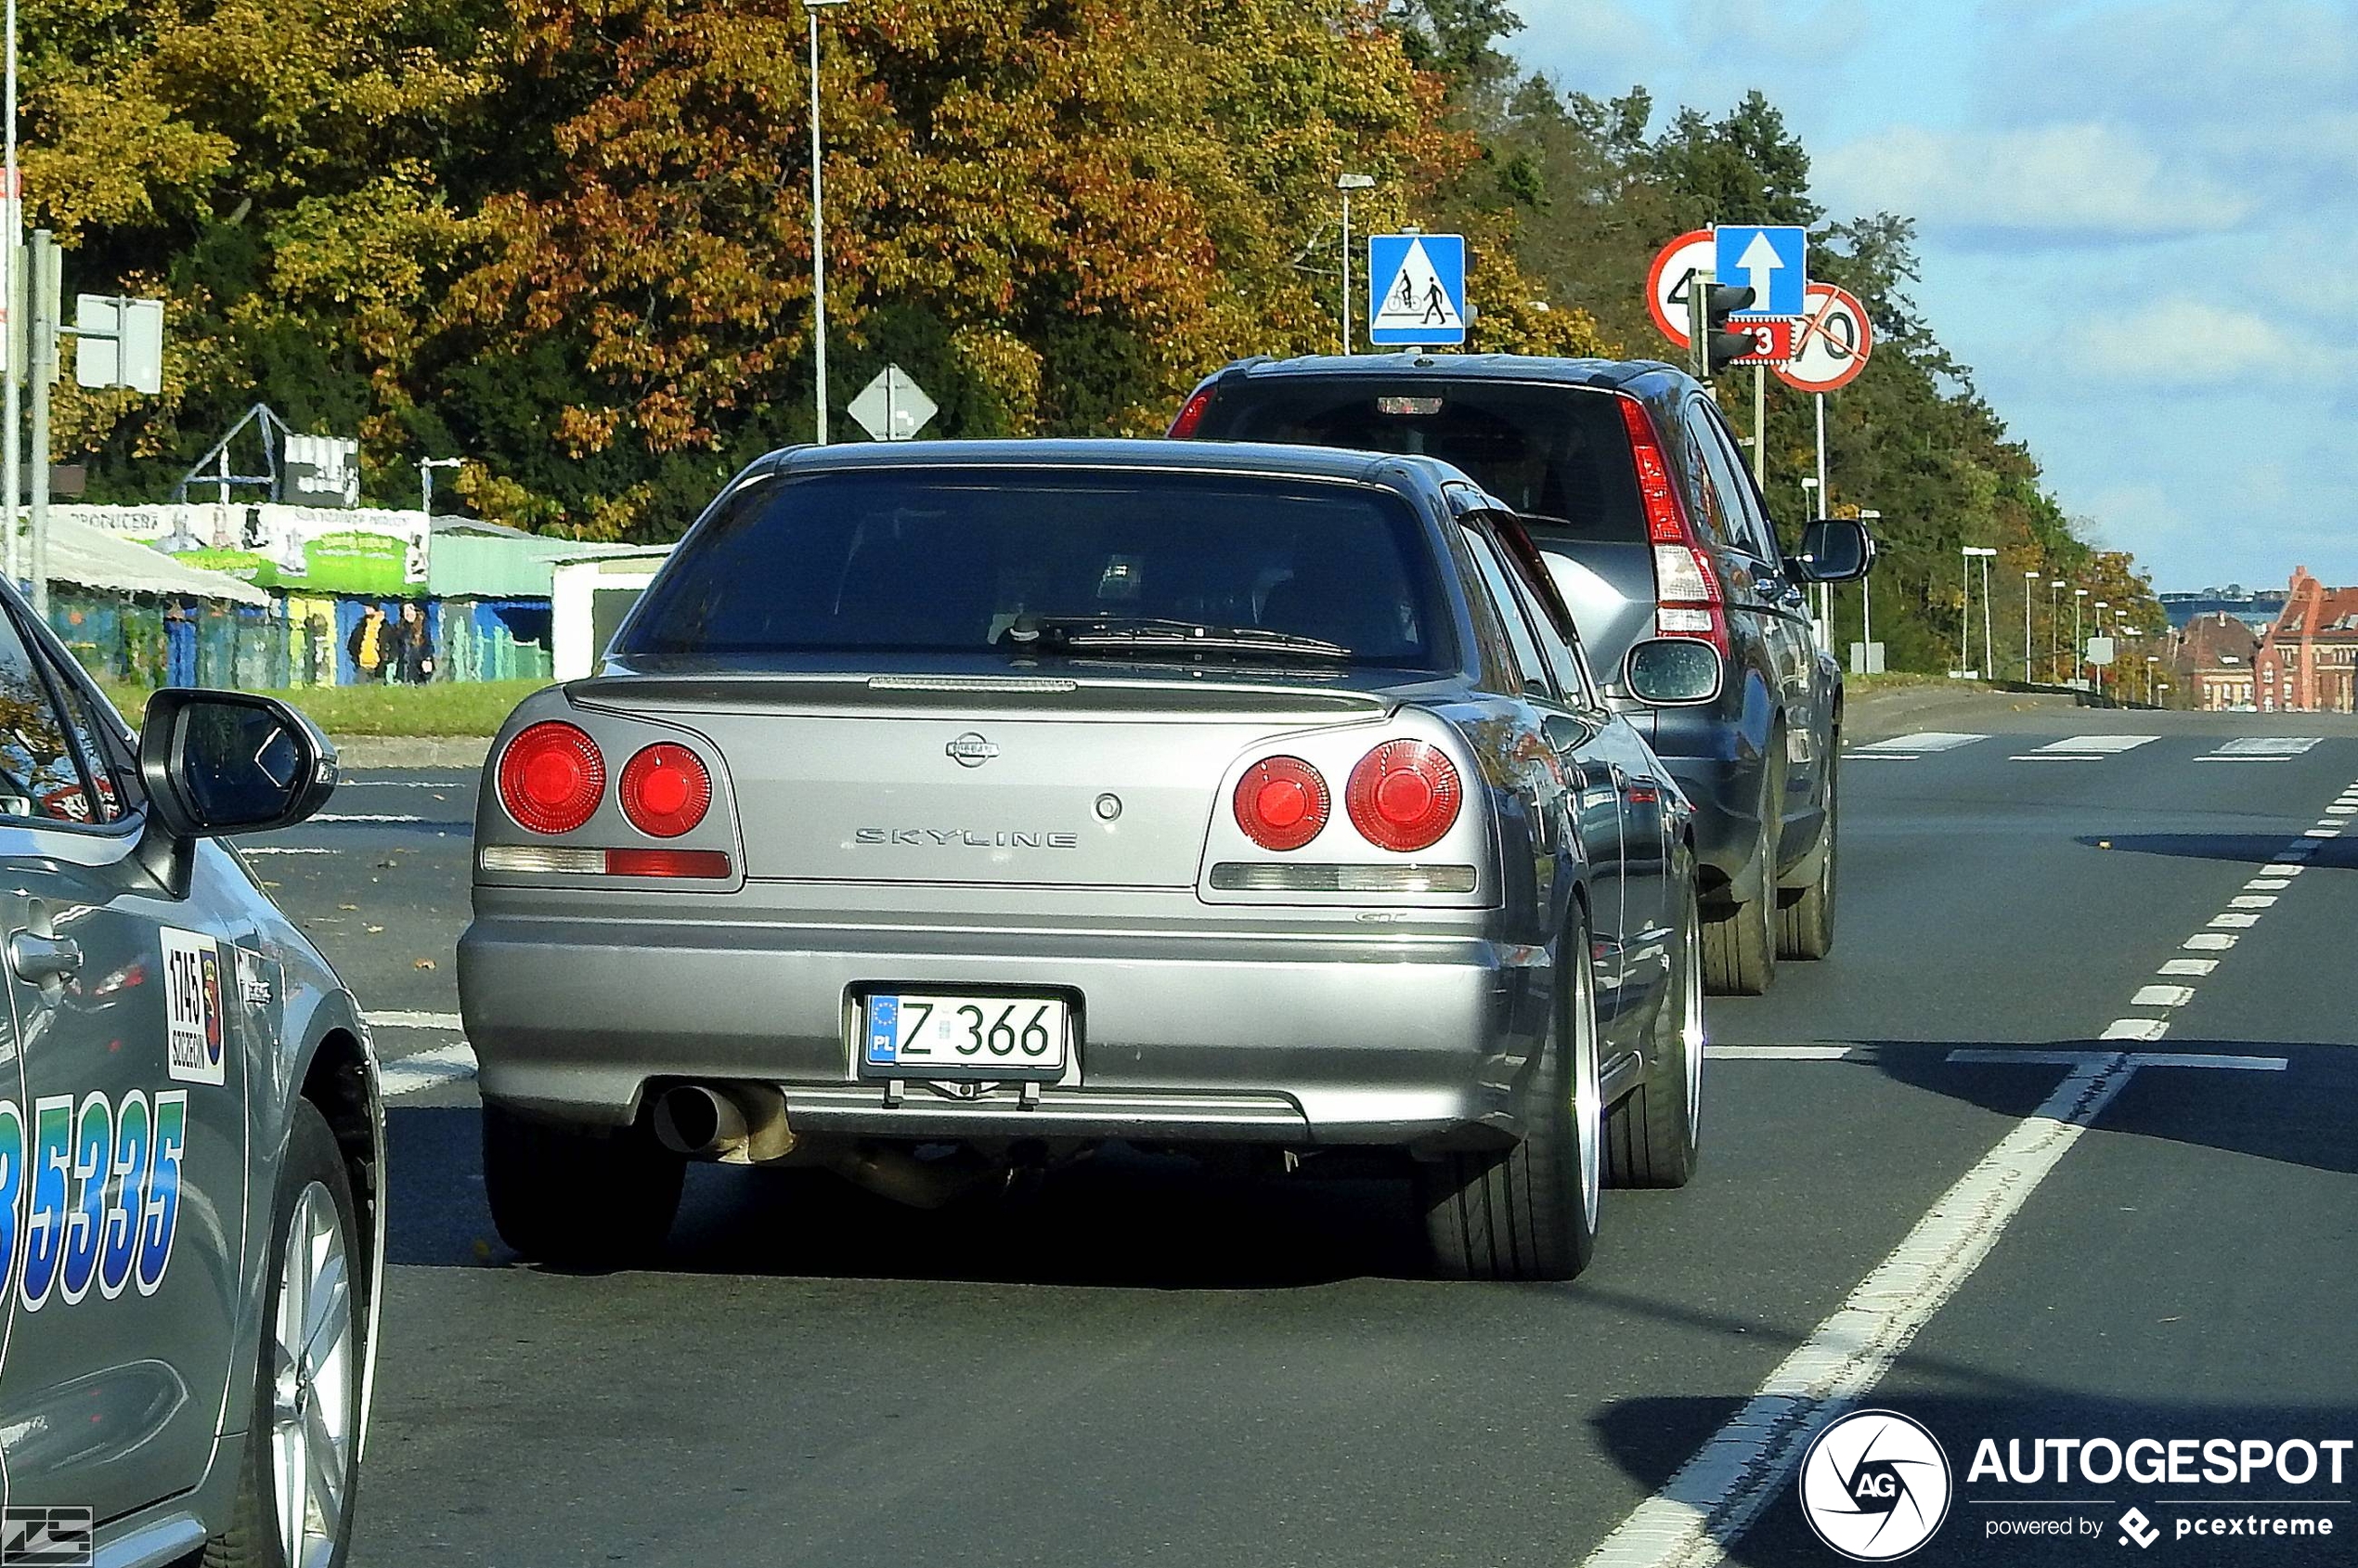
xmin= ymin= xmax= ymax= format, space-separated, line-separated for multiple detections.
xmin=1797 ymin=1409 xmax=1953 ymax=1561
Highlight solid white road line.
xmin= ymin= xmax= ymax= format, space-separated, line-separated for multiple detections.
xmin=1850 ymin=732 xmax=1987 ymax=754
xmin=243 ymin=847 xmax=334 ymax=856
xmin=379 ymin=1042 xmax=477 ymax=1097
xmin=1945 ymin=1049 xmax=2285 ymax=1072
xmin=1705 ymin=1044 xmax=1862 ymax=1061
xmin=2009 ymin=754 xmax=2103 ymax=761
xmin=368 ymin=1010 xmax=464 ymax=1030
xmin=1577 ymin=1054 xmax=2138 ymax=1568
xmin=313 ymin=813 xmax=429 ymax=823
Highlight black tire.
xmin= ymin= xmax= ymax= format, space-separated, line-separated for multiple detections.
xmin=1776 ymin=747 xmax=1837 ymax=961
xmin=1703 ymin=752 xmax=1781 ymax=995
xmin=1607 ymin=873 xmax=1704 ymax=1188
xmin=1419 ymin=908 xmax=1603 ymax=1282
xmin=204 ymin=1100 xmax=366 ymax=1568
xmin=483 ymin=1102 xmax=683 ymax=1268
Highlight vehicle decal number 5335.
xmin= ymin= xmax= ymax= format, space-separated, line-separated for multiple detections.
xmin=0 ymin=1088 xmax=187 ymax=1310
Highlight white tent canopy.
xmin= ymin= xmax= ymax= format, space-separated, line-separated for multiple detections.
xmin=29 ymin=514 xmax=272 ymax=606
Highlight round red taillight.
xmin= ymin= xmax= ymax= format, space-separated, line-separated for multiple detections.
xmin=1346 ymin=740 xmax=1462 ymax=852
xmin=619 ymin=743 xmax=712 ymax=838
xmin=498 ymin=721 xmax=605 ymax=836
xmin=1232 ymin=756 xmax=1329 ymax=851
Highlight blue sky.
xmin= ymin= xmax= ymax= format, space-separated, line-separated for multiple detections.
xmin=1508 ymin=0 xmax=2357 ymax=593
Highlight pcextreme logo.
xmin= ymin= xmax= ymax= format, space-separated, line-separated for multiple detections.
xmin=1798 ymin=1408 xmax=1955 ymax=1562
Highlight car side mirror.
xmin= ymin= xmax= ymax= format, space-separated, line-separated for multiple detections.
xmin=139 ymin=690 xmax=337 ymax=840
xmin=1792 ymin=517 xmax=1874 ymax=583
xmin=1625 ymin=638 xmax=1724 ymax=706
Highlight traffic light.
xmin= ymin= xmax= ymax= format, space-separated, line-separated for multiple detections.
xmin=1684 ymin=276 xmax=1756 ymax=381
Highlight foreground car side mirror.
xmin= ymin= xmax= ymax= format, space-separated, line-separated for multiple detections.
xmin=139 ymin=689 xmax=338 ymax=840
xmin=1625 ymin=638 xmax=1724 ymax=706
xmin=1791 ymin=517 xmax=1875 ymax=583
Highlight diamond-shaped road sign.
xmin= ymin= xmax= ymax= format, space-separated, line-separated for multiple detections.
xmin=1713 ymin=225 xmax=1807 ymax=318
xmin=848 ymin=364 xmax=937 ymax=442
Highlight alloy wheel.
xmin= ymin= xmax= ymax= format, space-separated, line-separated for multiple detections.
xmin=270 ymin=1180 xmax=355 ymax=1568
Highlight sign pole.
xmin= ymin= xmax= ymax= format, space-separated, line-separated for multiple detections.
xmin=2 ymin=0 xmax=19 ymax=592
xmin=1750 ymin=364 xmax=1766 ymax=488
xmin=26 ymin=225 xmax=48 ymax=621
xmin=1814 ymin=391 xmax=1830 ymax=646
xmin=1340 ymin=189 xmax=1351 ymax=355
xmin=1686 ymin=270 xmax=1710 ymax=384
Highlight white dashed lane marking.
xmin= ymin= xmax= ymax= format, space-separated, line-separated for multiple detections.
xmin=379 ymin=1043 xmax=477 ymax=1097
xmin=1849 ymin=732 xmax=1987 ymax=756
xmin=2012 ymin=733 xmax=2158 ymax=760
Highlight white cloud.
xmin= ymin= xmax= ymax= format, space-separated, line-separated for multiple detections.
xmin=2065 ymin=300 xmax=2323 ymax=387
xmin=1817 ymin=122 xmax=2257 ymax=240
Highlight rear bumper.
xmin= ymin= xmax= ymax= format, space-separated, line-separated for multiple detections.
xmin=458 ymin=911 xmax=1549 ymax=1151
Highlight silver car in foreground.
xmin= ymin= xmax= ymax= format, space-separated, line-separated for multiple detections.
xmin=0 ymin=597 xmax=380 ymax=1568
xmin=460 ymin=440 xmax=1708 ymax=1280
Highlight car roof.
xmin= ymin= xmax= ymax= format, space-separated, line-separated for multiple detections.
xmin=753 ymin=436 xmax=1458 ymax=487
xmin=1203 ymin=352 xmax=1692 ymax=395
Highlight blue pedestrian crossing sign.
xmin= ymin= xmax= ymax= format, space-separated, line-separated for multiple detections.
xmin=1368 ymin=234 xmax=1467 ymax=346
xmin=1713 ymin=225 xmax=1807 ymax=317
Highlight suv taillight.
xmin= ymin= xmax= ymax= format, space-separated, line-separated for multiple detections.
xmin=1233 ymin=756 xmax=1329 ymax=850
xmin=619 ymin=743 xmax=711 ymax=838
xmin=498 ymin=721 xmax=605 ymax=836
xmin=1169 ymin=382 xmax=1216 ymax=438
xmin=1346 ymin=741 xmax=1461 ymax=853
xmin=1619 ymin=395 xmax=1731 ymax=655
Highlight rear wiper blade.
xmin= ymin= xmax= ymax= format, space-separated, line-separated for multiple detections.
xmin=1002 ymin=615 xmax=1352 ymax=660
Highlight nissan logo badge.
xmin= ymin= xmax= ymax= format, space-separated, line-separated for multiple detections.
xmin=946 ymin=732 xmax=1000 ymax=768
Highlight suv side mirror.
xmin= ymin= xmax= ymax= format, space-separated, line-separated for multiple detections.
xmin=139 ymin=690 xmax=337 ymax=839
xmin=1625 ymin=638 xmax=1724 ymax=706
xmin=1792 ymin=517 xmax=1875 ymax=583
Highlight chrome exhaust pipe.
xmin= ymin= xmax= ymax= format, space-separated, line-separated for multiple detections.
xmin=651 ymin=1084 xmax=749 ymax=1157
xmin=651 ymin=1082 xmax=794 ymax=1162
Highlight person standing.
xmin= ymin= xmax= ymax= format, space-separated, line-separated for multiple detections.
xmin=163 ymin=602 xmax=198 ymax=688
xmin=347 ymin=603 xmax=391 ymax=683
xmin=395 ymin=601 xmax=436 ymax=684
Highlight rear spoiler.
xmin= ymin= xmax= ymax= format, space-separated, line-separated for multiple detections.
xmin=570 ymin=670 xmax=1398 ymax=721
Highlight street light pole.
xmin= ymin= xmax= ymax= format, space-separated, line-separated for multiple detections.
xmin=2024 ymin=570 xmax=2039 ymax=681
xmin=1338 ymin=173 xmax=1373 ymax=355
xmin=3 ymin=0 xmax=20 ymax=590
xmin=805 ymin=0 xmax=848 ymax=446
xmin=1857 ymin=509 xmax=1879 ymax=664
xmin=2049 ymin=579 xmax=2065 ymax=681
xmin=2073 ymin=589 xmax=2088 ymax=687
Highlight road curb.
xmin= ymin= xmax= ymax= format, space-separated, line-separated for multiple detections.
xmin=333 ymin=734 xmax=494 ymax=771
xmin=1846 ymin=684 xmax=2079 ymax=745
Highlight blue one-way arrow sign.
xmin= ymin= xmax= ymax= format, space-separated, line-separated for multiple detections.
xmin=1714 ymin=225 xmax=1806 ymax=317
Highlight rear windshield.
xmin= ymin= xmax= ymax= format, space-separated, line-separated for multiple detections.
xmin=617 ymin=467 xmax=1456 ymax=671
xmin=1194 ymin=380 xmax=1644 ymax=539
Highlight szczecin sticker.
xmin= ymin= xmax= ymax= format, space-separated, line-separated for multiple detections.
xmin=162 ymin=928 xmax=227 ymax=1086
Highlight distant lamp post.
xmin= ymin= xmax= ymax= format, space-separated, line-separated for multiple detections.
xmin=805 ymin=0 xmax=850 ymax=446
xmin=2074 ymin=588 xmax=2090 ymax=685
xmin=1337 ymin=173 xmax=1375 ymax=354
xmin=1961 ymin=546 xmax=1997 ymax=679
xmin=2024 ymin=569 xmax=2040 ymax=681
xmin=2049 ymin=579 xmax=2066 ymax=680
xmin=418 ymin=456 xmax=461 ymax=518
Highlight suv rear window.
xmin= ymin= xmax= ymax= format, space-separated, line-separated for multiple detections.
xmin=618 ymin=467 xmax=1455 ymax=672
xmin=1193 ymin=380 xmax=1645 ymax=538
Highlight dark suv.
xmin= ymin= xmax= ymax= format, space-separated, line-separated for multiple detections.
xmin=1173 ymin=354 xmax=1872 ymax=992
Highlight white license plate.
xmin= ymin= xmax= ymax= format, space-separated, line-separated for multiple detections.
xmin=862 ymin=993 xmax=1070 ymax=1079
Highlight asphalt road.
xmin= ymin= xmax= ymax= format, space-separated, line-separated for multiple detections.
xmin=258 ymin=708 xmax=2358 ymax=1568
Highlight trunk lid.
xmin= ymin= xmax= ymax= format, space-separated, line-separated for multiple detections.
xmin=574 ymin=672 xmax=1394 ymax=888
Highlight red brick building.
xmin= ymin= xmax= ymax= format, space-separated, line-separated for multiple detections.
xmin=2254 ymin=567 xmax=2358 ymax=713
xmin=2173 ymin=611 xmax=2261 ymax=710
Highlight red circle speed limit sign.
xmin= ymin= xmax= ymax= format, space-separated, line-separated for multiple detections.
xmin=1774 ymin=283 xmax=1872 ymax=392
xmin=1644 ymin=228 xmax=1716 ymax=349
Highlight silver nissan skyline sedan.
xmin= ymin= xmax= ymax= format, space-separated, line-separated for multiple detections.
xmin=459 ymin=439 xmax=1711 ymax=1280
